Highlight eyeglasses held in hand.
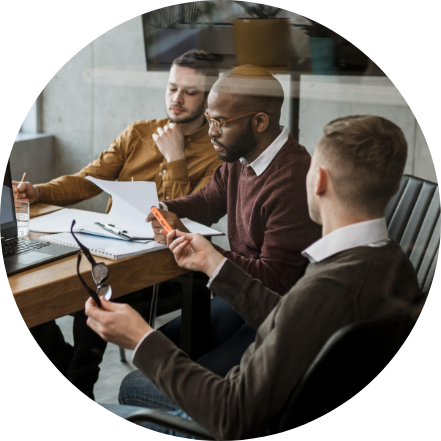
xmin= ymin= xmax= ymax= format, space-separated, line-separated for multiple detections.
xmin=71 ymin=220 xmax=113 ymax=307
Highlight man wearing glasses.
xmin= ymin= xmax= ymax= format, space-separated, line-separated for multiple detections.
xmin=135 ymin=65 xmax=320 ymax=384
xmin=17 ymin=49 xmax=223 ymax=399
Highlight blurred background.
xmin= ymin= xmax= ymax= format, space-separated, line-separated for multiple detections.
xmin=11 ymin=1 xmax=437 ymax=219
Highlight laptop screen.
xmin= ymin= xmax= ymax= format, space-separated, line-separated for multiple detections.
xmin=1 ymin=162 xmax=18 ymax=239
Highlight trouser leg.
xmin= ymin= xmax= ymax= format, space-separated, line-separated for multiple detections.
xmin=101 ymin=404 xmax=195 ymax=439
xmin=118 ymin=370 xmax=178 ymax=411
xmin=196 ymin=321 xmax=256 ymax=377
xmin=160 ymin=296 xmax=247 ymax=355
xmin=119 ymin=302 xmax=257 ymax=409
xmin=29 ymin=320 xmax=74 ymax=378
xmin=68 ymin=286 xmax=153 ymax=397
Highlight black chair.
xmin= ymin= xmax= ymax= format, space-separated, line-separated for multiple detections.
xmin=385 ymin=175 xmax=439 ymax=296
xmin=125 ymin=175 xmax=439 ymax=438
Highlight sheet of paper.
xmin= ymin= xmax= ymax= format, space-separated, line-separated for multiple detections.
xmin=181 ymin=218 xmax=224 ymax=236
xmin=85 ymin=177 xmax=159 ymax=238
xmin=41 ymin=232 xmax=166 ymax=259
xmin=29 ymin=208 xmax=109 ymax=233
xmin=29 ymin=181 xmax=224 ymax=240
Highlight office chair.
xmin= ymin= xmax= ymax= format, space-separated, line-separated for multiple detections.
xmin=385 ymin=175 xmax=439 ymax=296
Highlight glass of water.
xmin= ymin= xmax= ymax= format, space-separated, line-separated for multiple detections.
xmin=15 ymin=200 xmax=30 ymax=236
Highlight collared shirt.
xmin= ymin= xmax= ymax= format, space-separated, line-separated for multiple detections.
xmin=208 ymin=218 xmax=389 ymax=288
xmin=161 ymin=126 xmax=289 ymax=210
xmin=239 ymin=126 xmax=289 ymax=176
xmin=302 ymin=218 xmax=389 ymax=263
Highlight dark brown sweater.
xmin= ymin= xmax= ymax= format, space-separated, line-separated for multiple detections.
xmin=165 ymin=135 xmax=320 ymax=294
xmin=134 ymin=240 xmax=422 ymax=440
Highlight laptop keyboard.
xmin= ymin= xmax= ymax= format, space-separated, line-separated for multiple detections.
xmin=2 ymin=238 xmax=51 ymax=258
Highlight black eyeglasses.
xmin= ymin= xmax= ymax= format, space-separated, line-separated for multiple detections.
xmin=71 ymin=220 xmax=112 ymax=307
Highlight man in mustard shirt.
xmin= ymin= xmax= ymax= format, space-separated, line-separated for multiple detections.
xmin=13 ymin=49 xmax=221 ymax=399
xmin=13 ymin=49 xmax=222 ymax=208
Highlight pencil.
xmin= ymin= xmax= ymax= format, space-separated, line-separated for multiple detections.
xmin=15 ymin=172 xmax=27 ymax=199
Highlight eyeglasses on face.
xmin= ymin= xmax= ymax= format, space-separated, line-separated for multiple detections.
xmin=204 ymin=112 xmax=259 ymax=135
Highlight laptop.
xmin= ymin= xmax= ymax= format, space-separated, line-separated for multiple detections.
xmin=1 ymin=161 xmax=78 ymax=275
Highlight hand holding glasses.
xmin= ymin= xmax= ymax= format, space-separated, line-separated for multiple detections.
xmin=71 ymin=220 xmax=113 ymax=307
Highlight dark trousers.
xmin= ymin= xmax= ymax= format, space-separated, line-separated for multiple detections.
xmin=160 ymin=295 xmax=257 ymax=377
xmin=30 ymin=287 xmax=154 ymax=397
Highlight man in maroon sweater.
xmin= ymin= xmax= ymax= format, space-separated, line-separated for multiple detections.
xmin=140 ymin=65 xmax=319 ymax=378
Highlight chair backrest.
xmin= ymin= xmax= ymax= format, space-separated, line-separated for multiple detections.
xmin=272 ymin=174 xmax=438 ymax=434
xmin=385 ymin=175 xmax=439 ymax=296
xmin=273 ymin=309 xmax=417 ymax=434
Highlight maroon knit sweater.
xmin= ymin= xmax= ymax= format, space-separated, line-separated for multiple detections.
xmin=166 ymin=135 xmax=321 ymax=294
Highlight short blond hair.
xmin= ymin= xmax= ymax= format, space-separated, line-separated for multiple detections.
xmin=318 ymin=115 xmax=408 ymax=215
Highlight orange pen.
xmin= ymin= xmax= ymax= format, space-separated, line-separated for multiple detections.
xmin=151 ymin=206 xmax=173 ymax=235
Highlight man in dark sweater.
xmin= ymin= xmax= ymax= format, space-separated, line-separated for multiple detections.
xmin=142 ymin=65 xmax=319 ymax=377
xmin=87 ymin=115 xmax=422 ymax=439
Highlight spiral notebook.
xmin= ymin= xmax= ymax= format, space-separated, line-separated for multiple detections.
xmin=39 ymin=232 xmax=167 ymax=260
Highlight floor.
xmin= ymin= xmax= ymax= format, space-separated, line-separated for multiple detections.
xmin=55 ymin=309 xmax=181 ymax=403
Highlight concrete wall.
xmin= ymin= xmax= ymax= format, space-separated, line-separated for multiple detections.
xmin=298 ymin=75 xmax=437 ymax=182
xmin=40 ymin=16 xmax=164 ymax=213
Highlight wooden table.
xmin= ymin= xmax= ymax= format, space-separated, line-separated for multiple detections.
xmin=9 ymin=204 xmax=211 ymax=358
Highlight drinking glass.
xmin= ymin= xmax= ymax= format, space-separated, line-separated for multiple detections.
xmin=15 ymin=200 xmax=30 ymax=236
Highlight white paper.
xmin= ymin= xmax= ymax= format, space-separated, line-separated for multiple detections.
xmin=85 ymin=177 xmax=159 ymax=238
xmin=30 ymin=178 xmax=224 ymax=240
xmin=29 ymin=208 xmax=109 ymax=233
xmin=40 ymin=232 xmax=166 ymax=259
xmin=181 ymin=218 xmax=224 ymax=236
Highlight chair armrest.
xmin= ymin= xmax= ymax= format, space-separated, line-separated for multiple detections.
xmin=126 ymin=407 xmax=215 ymax=440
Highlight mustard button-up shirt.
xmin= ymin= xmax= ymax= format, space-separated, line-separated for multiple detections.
xmin=37 ymin=118 xmax=222 ymax=212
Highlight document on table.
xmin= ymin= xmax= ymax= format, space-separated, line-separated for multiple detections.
xmin=84 ymin=176 xmax=159 ymax=239
xmin=40 ymin=232 xmax=167 ymax=260
xmin=30 ymin=177 xmax=224 ymax=240
xmin=30 ymin=178 xmax=159 ymax=240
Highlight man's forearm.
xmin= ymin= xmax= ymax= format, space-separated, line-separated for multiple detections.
xmin=209 ymin=259 xmax=281 ymax=329
xmin=36 ymin=176 xmax=102 ymax=206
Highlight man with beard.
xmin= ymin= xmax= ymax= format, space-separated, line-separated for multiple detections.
xmin=123 ymin=65 xmax=320 ymax=390
xmin=14 ymin=49 xmax=223 ymax=399
xmin=14 ymin=49 xmax=222 ymax=207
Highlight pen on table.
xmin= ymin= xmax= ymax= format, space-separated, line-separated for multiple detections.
xmin=15 ymin=172 xmax=27 ymax=199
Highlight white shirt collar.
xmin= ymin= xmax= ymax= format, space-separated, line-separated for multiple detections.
xmin=302 ymin=218 xmax=389 ymax=263
xmin=239 ymin=126 xmax=289 ymax=176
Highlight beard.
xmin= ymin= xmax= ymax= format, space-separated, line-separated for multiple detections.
xmin=214 ymin=119 xmax=257 ymax=163
xmin=166 ymin=98 xmax=206 ymax=124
